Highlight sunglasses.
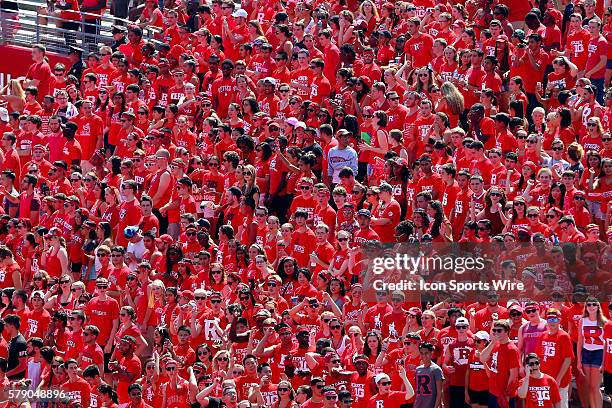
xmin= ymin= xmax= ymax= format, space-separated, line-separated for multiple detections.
xmin=510 ymin=312 xmax=522 ymax=317
xmin=379 ymin=381 xmax=391 ymax=386
xmin=492 ymin=328 xmax=504 ymax=333
xmin=525 ymin=309 xmax=537 ymax=314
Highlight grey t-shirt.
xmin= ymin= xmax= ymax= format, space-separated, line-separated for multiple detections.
xmin=414 ymin=363 xmax=444 ymax=408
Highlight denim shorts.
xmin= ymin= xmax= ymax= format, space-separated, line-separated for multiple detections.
xmin=581 ymin=348 xmax=603 ymax=368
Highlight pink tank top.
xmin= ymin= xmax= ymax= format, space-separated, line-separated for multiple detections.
xmin=521 ymin=320 xmax=548 ymax=355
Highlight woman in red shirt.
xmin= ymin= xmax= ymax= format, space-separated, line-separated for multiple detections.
xmin=426 ymin=200 xmax=453 ymax=242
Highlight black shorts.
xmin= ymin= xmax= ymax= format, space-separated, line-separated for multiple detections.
xmin=103 ymin=350 xmax=113 ymax=373
xmin=605 ymin=371 xmax=612 ymax=395
xmin=71 ymin=262 xmax=82 ymax=274
xmin=449 ymin=385 xmax=468 ymax=408
xmin=468 ymin=389 xmax=488 ymax=406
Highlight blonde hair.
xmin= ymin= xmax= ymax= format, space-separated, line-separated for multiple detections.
xmin=9 ymin=79 xmax=25 ymax=99
xmin=358 ymin=0 xmax=380 ymax=19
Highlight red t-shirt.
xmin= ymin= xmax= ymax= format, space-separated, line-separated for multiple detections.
xmin=537 ymin=329 xmax=573 ymax=387
xmin=26 ymin=61 xmax=53 ymax=99
xmin=372 ymin=199 xmax=401 ymax=243
xmin=367 ymin=390 xmax=408 ymax=408
xmin=61 ymin=378 xmax=91 ymax=408
xmin=74 ymin=114 xmax=105 ymax=160
xmin=486 ymin=341 xmax=520 ymax=397
xmin=446 ymin=339 xmax=475 ymax=387
xmin=84 ymin=296 xmax=119 ymax=346
xmin=404 ymin=34 xmax=434 ymax=68
xmin=585 ymin=35 xmax=608 ymax=79
xmin=519 ymin=373 xmax=561 ymax=408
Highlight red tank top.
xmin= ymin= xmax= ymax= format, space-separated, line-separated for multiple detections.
xmin=149 ymin=168 xmax=174 ymax=207
xmin=46 ymin=252 xmax=63 ymax=278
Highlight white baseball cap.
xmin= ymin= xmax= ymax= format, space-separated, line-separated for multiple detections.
xmin=232 ymin=9 xmax=248 ymax=18
xmin=0 ymin=107 xmax=8 ymax=122
xmin=374 ymin=373 xmax=391 ymax=384
xmin=474 ymin=331 xmax=490 ymax=341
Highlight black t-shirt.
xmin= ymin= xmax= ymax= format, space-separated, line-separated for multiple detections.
xmin=7 ymin=333 xmax=27 ymax=380
xmin=204 ymin=397 xmax=223 ymax=408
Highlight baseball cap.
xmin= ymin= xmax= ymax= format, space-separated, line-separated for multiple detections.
xmin=356 ymin=209 xmax=371 ymax=218
xmin=379 ymin=182 xmax=393 ymax=192
xmin=455 ymin=317 xmax=469 ymax=326
xmin=418 ymin=154 xmax=432 ymax=163
xmin=0 ymin=108 xmax=8 ymax=122
xmin=45 ymin=227 xmax=62 ymax=238
xmin=232 ymin=9 xmax=248 ymax=18
xmin=285 ymin=117 xmax=299 ymax=127
xmin=158 ymin=234 xmax=174 ymax=245
xmin=474 ymin=331 xmax=490 ymax=341
xmin=111 ymin=24 xmax=127 ymax=34
xmin=353 ymin=354 xmax=368 ymax=363
xmin=509 ymin=304 xmax=523 ymax=313
xmin=374 ymin=373 xmax=391 ymax=383
xmin=123 ymin=226 xmax=139 ymax=238
xmin=180 ymin=290 xmax=194 ymax=300
xmin=31 ymin=290 xmax=45 ymax=299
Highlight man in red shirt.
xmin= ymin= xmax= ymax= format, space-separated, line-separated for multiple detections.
xmin=94 ymin=46 xmax=118 ymax=89
xmin=381 ymin=291 xmax=407 ymax=339
xmin=371 ymin=183 xmax=401 ymax=242
xmin=518 ymin=353 xmax=562 ymax=408
xmin=440 ymin=163 xmax=461 ymax=219
xmin=290 ymin=210 xmax=317 ymax=268
xmin=116 ymin=180 xmax=143 ymax=247
xmin=513 ymin=33 xmax=549 ymax=115
xmin=308 ymin=58 xmax=332 ymax=105
xmin=84 ymin=278 xmax=119 ymax=355
xmin=367 ymin=369 xmax=415 ymax=407
xmin=403 ymin=17 xmax=434 ymax=69
xmin=25 ymin=44 xmax=53 ymax=101
xmin=584 ymin=19 xmax=608 ymax=104
xmin=317 ymin=29 xmax=340 ymax=88
xmin=73 ymin=101 xmax=104 ymax=166
xmin=1 ymin=132 xmax=21 ymax=185
xmin=23 ymin=291 xmax=50 ymax=339
xmin=258 ymin=78 xmax=280 ymax=118
xmin=62 ymin=359 xmax=92 ymax=408
xmin=480 ymin=320 xmax=520 ymax=408
xmin=110 ymin=335 xmax=142 ymax=404
xmin=211 ymin=60 xmax=236 ymax=120
xmin=469 ymin=141 xmax=495 ymax=188
xmin=537 ymin=308 xmax=573 ymax=406
xmin=385 ymin=91 xmax=409 ymax=131
xmin=462 ymin=50 xmax=486 ymax=109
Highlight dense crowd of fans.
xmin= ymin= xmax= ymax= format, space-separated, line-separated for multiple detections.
xmin=0 ymin=0 xmax=610 ymax=406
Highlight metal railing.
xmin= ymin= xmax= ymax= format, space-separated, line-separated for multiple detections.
xmin=0 ymin=1 xmax=163 ymax=55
